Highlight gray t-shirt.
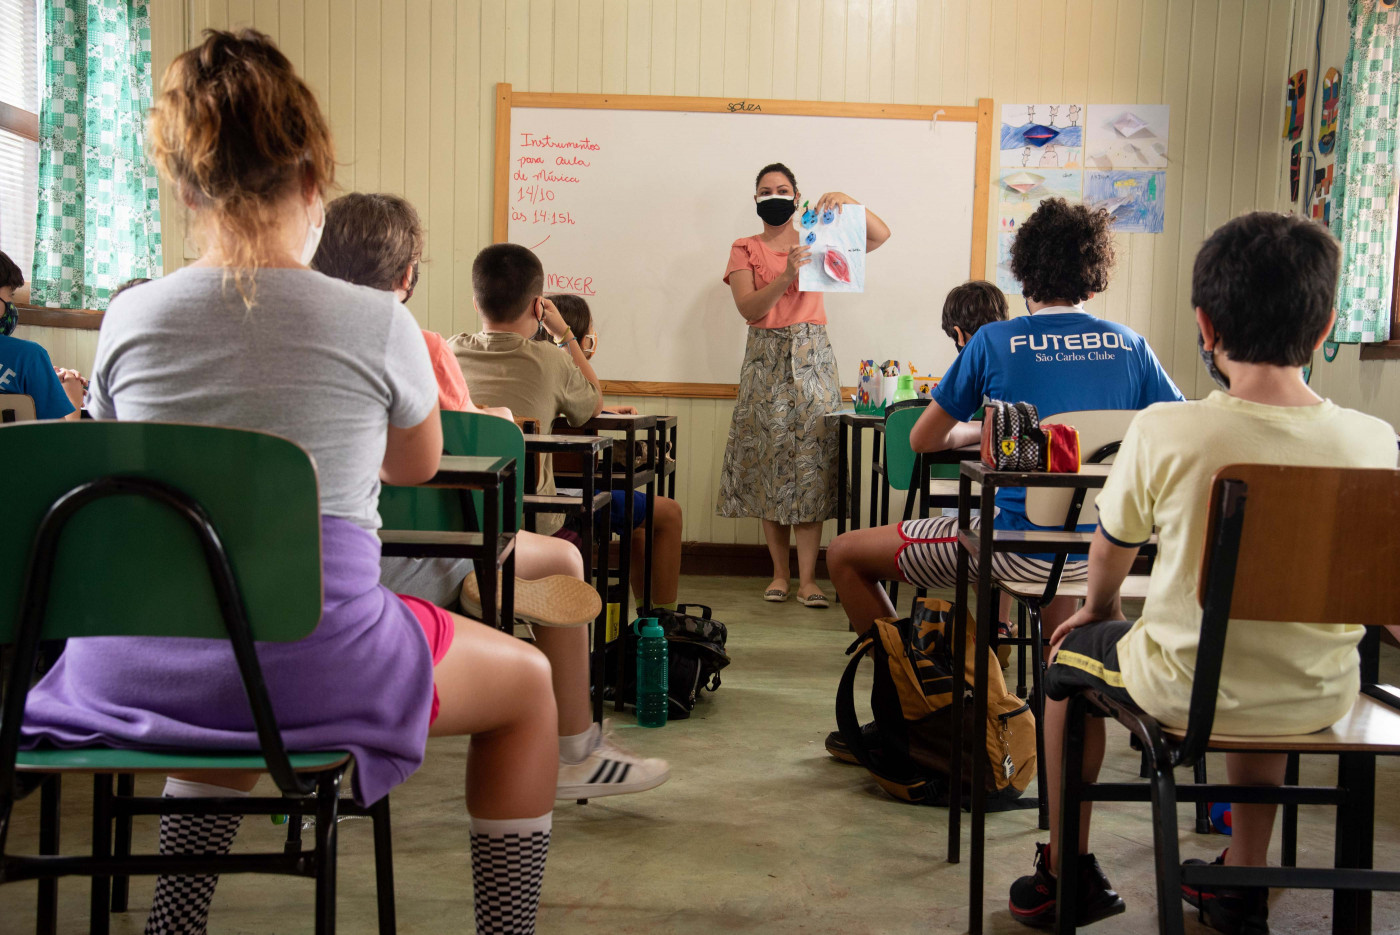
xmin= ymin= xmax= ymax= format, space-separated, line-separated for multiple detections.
xmin=89 ymin=267 xmax=438 ymax=530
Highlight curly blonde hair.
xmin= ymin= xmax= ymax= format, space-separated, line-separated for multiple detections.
xmin=149 ymin=29 xmax=335 ymax=305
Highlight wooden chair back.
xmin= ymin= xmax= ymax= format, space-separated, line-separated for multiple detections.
xmin=1198 ymin=463 xmax=1400 ymax=625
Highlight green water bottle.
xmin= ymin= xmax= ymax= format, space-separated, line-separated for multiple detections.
xmin=634 ymin=617 xmax=668 ymax=728
xmin=891 ymin=373 xmax=917 ymax=404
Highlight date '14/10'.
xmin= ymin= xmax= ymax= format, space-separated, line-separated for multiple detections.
xmin=516 ymin=184 xmax=557 ymax=204
xmin=509 ymin=209 xmax=576 ymax=225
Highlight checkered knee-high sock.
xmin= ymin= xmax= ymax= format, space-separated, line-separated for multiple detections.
xmin=144 ymin=778 xmax=248 ymax=935
xmin=469 ymin=812 xmax=552 ymax=935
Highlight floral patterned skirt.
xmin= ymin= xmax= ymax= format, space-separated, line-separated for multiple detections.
xmin=717 ymin=322 xmax=842 ymax=525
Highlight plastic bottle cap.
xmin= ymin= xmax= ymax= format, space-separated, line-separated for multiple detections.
xmin=635 ymin=617 xmax=664 ymax=638
xmin=896 ymin=374 xmax=913 ymax=388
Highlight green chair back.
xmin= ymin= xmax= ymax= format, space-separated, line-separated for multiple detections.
xmin=378 ymin=411 xmax=525 ymax=534
xmin=0 ymin=421 xmax=322 ymax=645
xmin=882 ymin=404 xmax=927 ymax=492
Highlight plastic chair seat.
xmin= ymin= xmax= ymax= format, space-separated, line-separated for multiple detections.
xmin=16 ymin=748 xmax=352 ymax=774
xmin=1161 ymin=690 xmax=1400 ymax=754
xmin=995 ymin=574 xmax=1152 ymax=601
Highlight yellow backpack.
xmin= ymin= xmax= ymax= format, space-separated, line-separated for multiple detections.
xmin=835 ymin=598 xmax=1038 ymax=807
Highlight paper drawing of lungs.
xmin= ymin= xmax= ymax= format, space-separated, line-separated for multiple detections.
xmin=1285 ymin=69 xmax=1307 ymax=141
xmin=1289 ymin=142 xmax=1302 ymax=202
xmin=823 ymin=248 xmax=851 ymax=284
xmin=1319 ymin=68 xmax=1341 ymax=155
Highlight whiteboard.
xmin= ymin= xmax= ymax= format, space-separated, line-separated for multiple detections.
xmin=502 ymin=97 xmax=988 ymax=389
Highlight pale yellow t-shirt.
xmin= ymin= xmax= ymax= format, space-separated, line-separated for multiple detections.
xmin=1096 ymin=391 xmax=1397 ymax=736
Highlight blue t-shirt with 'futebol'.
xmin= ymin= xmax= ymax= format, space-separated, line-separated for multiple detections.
xmin=932 ymin=308 xmax=1183 ymax=534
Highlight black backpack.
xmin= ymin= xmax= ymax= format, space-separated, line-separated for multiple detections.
xmin=603 ymin=604 xmax=731 ymax=719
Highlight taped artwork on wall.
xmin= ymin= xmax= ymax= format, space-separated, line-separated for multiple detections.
xmin=1000 ymin=104 xmax=1084 ymax=168
xmin=997 ymin=169 xmax=1083 ymax=233
xmin=1083 ymin=170 xmax=1166 ymax=234
xmin=995 ymin=232 xmax=1019 ymax=294
xmin=1083 ymin=105 xmax=1170 ymax=168
xmin=1285 ymin=69 xmax=1308 ymax=141
xmin=1309 ymin=163 xmax=1335 ymax=225
xmin=1289 ymin=142 xmax=1303 ymax=202
xmin=1318 ymin=67 xmax=1341 ymax=155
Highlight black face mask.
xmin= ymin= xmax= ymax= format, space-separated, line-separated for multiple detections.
xmin=755 ymin=196 xmax=797 ymax=226
xmin=1197 ymin=332 xmax=1230 ymax=389
xmin=0 ymin=300 xmax=16 ymax=336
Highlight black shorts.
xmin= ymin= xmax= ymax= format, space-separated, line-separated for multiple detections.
xmin=1044 ymin=620 xmax=1139 ymax=709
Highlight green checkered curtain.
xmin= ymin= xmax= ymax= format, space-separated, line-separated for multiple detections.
xmin=1328 ymin=0 xmax=1400 ymax=344
xmin=30 ymin=1 xmax=161 ymax=310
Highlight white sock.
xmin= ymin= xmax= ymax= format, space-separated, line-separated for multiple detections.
xmin=559 ymin=724 xmax=598 ymax=765
xmin=469 ymin=812 xmax=553 ymax=935
xmin=144 ymin=778 xmax=251 ymax=935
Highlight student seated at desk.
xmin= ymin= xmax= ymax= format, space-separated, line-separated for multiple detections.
xmin=826 ymin=198 xmax=1182 ymax=641
xmin=20 ymin=30 xmax=561 ymax=934
xmin=0 ymin=250 xmax=83 ymax=420
xmin=313 ymin=193 xmax=670 ymax=801
xmin=534 ymin=293 xmax=685 ymax=611
xmin=1012 ymin=212 xmax=1399 ymax=933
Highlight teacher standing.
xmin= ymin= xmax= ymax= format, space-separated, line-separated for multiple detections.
xmin=717 ymin=163 xmax=891 ymax=608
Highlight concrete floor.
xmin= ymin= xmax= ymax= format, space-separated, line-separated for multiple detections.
xmin=3 ymin=574 xmax=1399 ymax=933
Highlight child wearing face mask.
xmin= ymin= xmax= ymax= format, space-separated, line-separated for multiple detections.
xmin=941 ymin=279 xmax=1009 ymax=351
xmin=1009 ymin=212 xmax=1399 ymax=934
xmin=0 ymin=250 xmax=82 ymax=420
xmin=534 ymin=293 xmax=687 ymax=611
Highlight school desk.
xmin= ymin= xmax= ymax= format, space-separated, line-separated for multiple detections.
xmin=379 ymin=454 xmax=519 ymax=634
xmin=949 ymin=460 xmax=1125 ymax=935
xmin=524 ymin=432 xmax=614 ymax=723
xmin=830 ymin=410 xmax=979 ymax=535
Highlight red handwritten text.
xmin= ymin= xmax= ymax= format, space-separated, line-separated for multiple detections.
xmin=519 ymin=133 xmax=601 ymax=151
xmin=556 ymin=155 xmax=590 ymax=167
xmin=547 ymin=272 xmax=595 ymax=295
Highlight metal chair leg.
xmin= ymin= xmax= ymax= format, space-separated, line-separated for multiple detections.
xmin=369 ymin=796 xmax=397 ymax=935
xmin=1016 ymin=602 xmax=1029 ymax=699
xmin=1194 ymin=757 xmax=1212 ymax=835
xmin=1148 ymin=761 xmax=1186 ymax=935
xmin=37 ymin=774 xmax=60 ymax=935
xmin=1029 ymin=603 xmax=1049 ymax=831
xmin=89 ymin=774 xmax=113 ymax=935
xmin=110 ymin=773 xmax=134 ymax=913
xmin=1333 ymin=752 xmax=1375 ymax=934
xmin=314 ymin=771 xmax=343 ymax=935
xmin=1282 ymin=752 xmax=1299 ymax=868
xmin=1053 ymin=695 xmax=1087 ymax=935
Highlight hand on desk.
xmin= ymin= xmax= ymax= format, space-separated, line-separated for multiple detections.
xmin=604 ymin=406 xmax=638 ymax=415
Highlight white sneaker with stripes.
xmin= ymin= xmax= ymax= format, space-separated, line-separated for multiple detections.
xmin=555 ymin=722 xmax=671 ymax=800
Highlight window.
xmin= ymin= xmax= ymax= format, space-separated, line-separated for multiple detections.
xmin=0 ymin=0 xmax=42 ymax=288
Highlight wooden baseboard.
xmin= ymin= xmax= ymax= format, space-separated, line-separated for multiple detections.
xmin=678 ymin=542 xmax=829 ymax=578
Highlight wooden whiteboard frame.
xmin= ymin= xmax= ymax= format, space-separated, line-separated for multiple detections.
xmin=493 ymin=83 xmax=995 ymax=399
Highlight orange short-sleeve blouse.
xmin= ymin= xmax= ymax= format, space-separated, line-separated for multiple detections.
xmin=723 ymin=236 xmax=827 ymax=329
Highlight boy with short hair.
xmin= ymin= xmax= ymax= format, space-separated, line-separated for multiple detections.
xmin=449 ymin=244 xmax=603 ymax=539
xmin=941 ymin=279 xmax=1008 ymax=350
xmin=534 ymin=293 xmax=687 ymax=611
xmin=0 ymin=250 xmax=82 ymax=420
xmin=1010 ymin=212 xmax=1398 ymax=932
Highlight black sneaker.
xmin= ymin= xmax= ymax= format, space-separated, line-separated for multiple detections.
xmin=1182 ymin=849 xmax=1270 ymax=935
xmin=824 ymin=722 xmax=880 ymax=765
xmin=1009 ymin=842 xmax=1126 ymax=928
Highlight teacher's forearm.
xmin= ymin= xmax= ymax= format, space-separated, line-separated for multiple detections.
xmin=865 ymin=208 xmax=891 ymax=251
xmin=736 ymin=276 xmax=793 ymax=322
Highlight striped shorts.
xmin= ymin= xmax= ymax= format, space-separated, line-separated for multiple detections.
xmin=893 ymin=515 xmax=1089 ymax=591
